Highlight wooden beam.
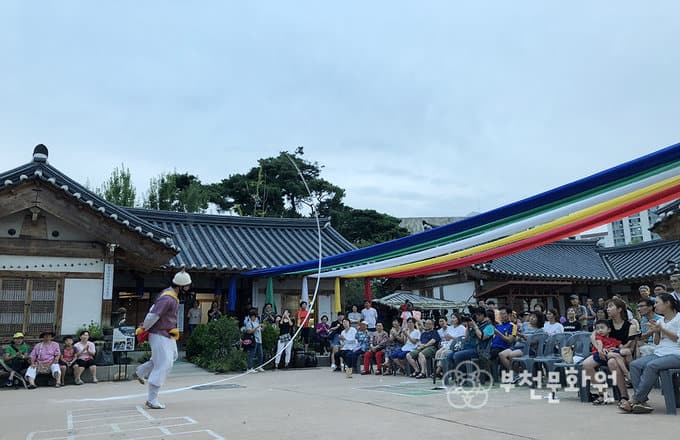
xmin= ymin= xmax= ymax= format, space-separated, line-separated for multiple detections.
xmin=0 ymin=237 xmax=105 ymax=258
xmin=0 ymin=270 xmax=103 ymax=279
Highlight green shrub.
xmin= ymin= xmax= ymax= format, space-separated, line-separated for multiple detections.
xmin=186 ymin=316 xmax=245 ymax=372
xmin=76 ymin=321 xmax=104 ymax=341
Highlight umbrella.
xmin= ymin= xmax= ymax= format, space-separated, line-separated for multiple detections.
xmin=228 ymin=277 xmax=237 ymax=312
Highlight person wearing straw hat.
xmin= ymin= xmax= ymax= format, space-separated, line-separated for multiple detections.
xmin=3 ymin=332 xmax=29 ymax=387
xmin=135 ymin=270 xmax=191 ymax=409
xmin=25 ymin=330 xmax=61 ymax=389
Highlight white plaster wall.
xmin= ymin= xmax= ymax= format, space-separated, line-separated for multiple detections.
xmin=442 ymin=282 xmax=476 ymax=302
xmin=0 ymin=255 xmax=104 ymax=273
xmin=317 ymin=294 xmax=331 ymax=319
xmin=62 ymin=279 xmax=103 ymax=335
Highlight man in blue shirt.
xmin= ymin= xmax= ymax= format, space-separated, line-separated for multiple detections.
xmin=407 ymin=319 xmax=440 ymax=379
xmin=491 ymin=306 xmax=517 ymax=361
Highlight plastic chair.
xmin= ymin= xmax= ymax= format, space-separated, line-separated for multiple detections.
xmin=658 ymin=368 xmax=680 ymax=415
xmin=552 ymin=332 xmax=593 ymax=402
xmin=513 ymin=333 xmax=549 ymax=377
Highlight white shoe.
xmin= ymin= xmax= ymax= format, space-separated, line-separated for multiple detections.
xmin=145 ymin=401 xmax=166 ymax=409
xmin=256 ymin=367 xmax=265 ymax=372
xmin=248 ymin=368 xmax=258 ymax=373
xmin=330 ymin=364 xmax=336 ymax=370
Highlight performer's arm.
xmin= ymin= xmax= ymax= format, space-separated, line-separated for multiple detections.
xmin=143 ymin=313 xmax=160 ymax=329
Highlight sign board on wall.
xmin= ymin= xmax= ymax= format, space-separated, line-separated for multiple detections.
xmin=103 ymin=263 xmax=114 ymax=300
xmin=112 ymin=326 xmax=135 ymax=352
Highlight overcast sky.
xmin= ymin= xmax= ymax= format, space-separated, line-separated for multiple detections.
xmin=2 ymin=2 xmax=679 ymax=219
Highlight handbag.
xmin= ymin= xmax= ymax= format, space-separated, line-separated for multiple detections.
xmin=241 ymin=332 xmax=255 ymax=350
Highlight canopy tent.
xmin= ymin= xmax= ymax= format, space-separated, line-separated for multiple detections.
xmin=373 ymin=291 xmax=468 ymax=311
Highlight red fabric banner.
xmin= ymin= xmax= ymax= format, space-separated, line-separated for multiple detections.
xmin=364 ymin=278 xmax=372 ymax=301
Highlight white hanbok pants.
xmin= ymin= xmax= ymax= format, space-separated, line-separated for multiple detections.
xmin=136 ymin=333 xmax=178 ymax=387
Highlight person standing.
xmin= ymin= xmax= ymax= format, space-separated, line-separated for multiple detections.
xmin=245 ymin=308 xmax=264 ymax=372
xmin=296 ymin=301 xmax=312 ymax=352
xmin=207 ymin=301 xmax=222 ymax=322
xmin=361 ymin=300 xmax=378 ymax=333
xmin=187 ymin=301 xmax=202 ymax=335
xmin=135 ymin=270 xmax=191 ymax=409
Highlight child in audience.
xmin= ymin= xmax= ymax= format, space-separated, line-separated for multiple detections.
xmin=59 ymin=336 xmax=76 ymax=386
xmin=591 ymin=319 xmax=629 ymax=404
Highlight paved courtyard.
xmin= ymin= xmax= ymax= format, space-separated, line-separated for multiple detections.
xmin=2 ymin=361 xmax=679 ymax=440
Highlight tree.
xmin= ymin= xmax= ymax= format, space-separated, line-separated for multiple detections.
xmin=328 ymin=206 xmax=409 ymax=248
xmin=143 ymin=172 xmax=209 ymax=212
xmin=97 ymin=163 xmax=136 ymax=207
xmin=209 ymin=147 xmax=343 ymax=217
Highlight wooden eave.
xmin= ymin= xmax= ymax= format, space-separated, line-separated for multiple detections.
xmin=0 ymin=181 xmax=177 ymax=270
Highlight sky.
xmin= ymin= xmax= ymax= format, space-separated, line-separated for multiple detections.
xmin=2 ymin=2 xmax=679 ymax=219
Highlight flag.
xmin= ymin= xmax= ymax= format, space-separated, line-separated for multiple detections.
xmin=265 ymin=277 xmax=276 ymax=313
xmin=334 ymin=277 xmax=341 ymax=313
xmin=228 ymin=277 xmax=237 ymax=312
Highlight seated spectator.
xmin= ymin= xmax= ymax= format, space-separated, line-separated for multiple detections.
xmin=382 ymin=319 xmax=404 ymax=374
xmin=390 ymin=318 xmax=420 ymax=375
xmin=333 ymin=319 xmax=359 ymax=372
xmin=4 ymin=332 xmax=30 ymax=387
xmin=407 ymin=319 xmax=441 ymax=378
xmin=355 ymin=321 xmax=371 ymax=371
xmin=315 ymin=315 xmax=331 ymax=355
xmin=543 ymin=309 xmax=565 ymax=335
xmin=499 ymin=311 xmax=545 ymax=379
xmin=328 ymin=312 xmax=345 ymax=370
xmin=596 ymin=308 xmax=607 ymax=321
xmin=582 ymin=297 xmax=637 ymax=408
xmin=445 ymin=308 xmax=494 ymax=379
xmin=620 ymin=293 xmax=680 ymax=413
xmin=73 ymin=330 xmax=97 ymax=385
xmin=490 ymin=307 xmax=518 ymax=362
xmin=59 ymin=335 xmax=76 ymax=386
xmin=590 ymin=320 xmax=629 ymax=404
xmin=638 ymin=285 xmax=655 ymax=303
xmin=363 ymin=322 xmax=388 ymax=375
xmin=563 ymin=307 xmax=582 ymax=332
xmin=434 ymin=315 xmax=466 ymax=378
xmin=25 ymin=331 xmax=61 ymax=389
xmin=637 ymin=299 xmax=662 ymax=357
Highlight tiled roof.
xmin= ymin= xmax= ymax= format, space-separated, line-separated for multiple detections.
xmin=0 ymin=156 xmax=177 ymax=250
xmin=473 ymin=239 xmax=680 ymax=281
xmin=127 ymin=208 xmax=356 ymax=271
xmin=374 ymin=291 xmax=466 ymax=310
xmin=655 ymin=198 xmax=680 ymax=216
xmin=600 ymin=240 xmax=680 ymax=280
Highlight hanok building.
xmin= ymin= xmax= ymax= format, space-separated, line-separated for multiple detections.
xmin=385 ymin=238 xmax=680 ymax=314
xmin=0 ymin=145 xmax=355 ymax=339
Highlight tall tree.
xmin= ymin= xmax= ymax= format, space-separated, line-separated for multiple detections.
xmin=97 ymin=163 xmax=136 ymax=207
xmin=329 ymin=206 xmax=409 ymax=247
xmin=143 ymin=172 xmax=209 ymax=212
xmin=210 ymin=147 xmax=343 ymax=217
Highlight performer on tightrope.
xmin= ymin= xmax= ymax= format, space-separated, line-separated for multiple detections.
xmin=135 ymin=270 xmax=191 ymax=409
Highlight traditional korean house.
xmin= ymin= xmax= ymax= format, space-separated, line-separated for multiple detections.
xmin=384 ymin=238 xmax=680 ymax=315
xmin=0 ymin=145 xmax=355 ymax=339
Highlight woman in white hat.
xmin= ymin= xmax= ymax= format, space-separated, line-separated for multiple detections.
xmin=135 ymin=270 xmax=191 ymax=409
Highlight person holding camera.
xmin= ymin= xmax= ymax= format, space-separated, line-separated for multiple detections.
xmin=444 ymin=308 xmax=494 ymax=378
xmin=389 ymin=317 xmax=420 ymax=375
xmin=245 ymin=308 xmax=265 ymax=373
